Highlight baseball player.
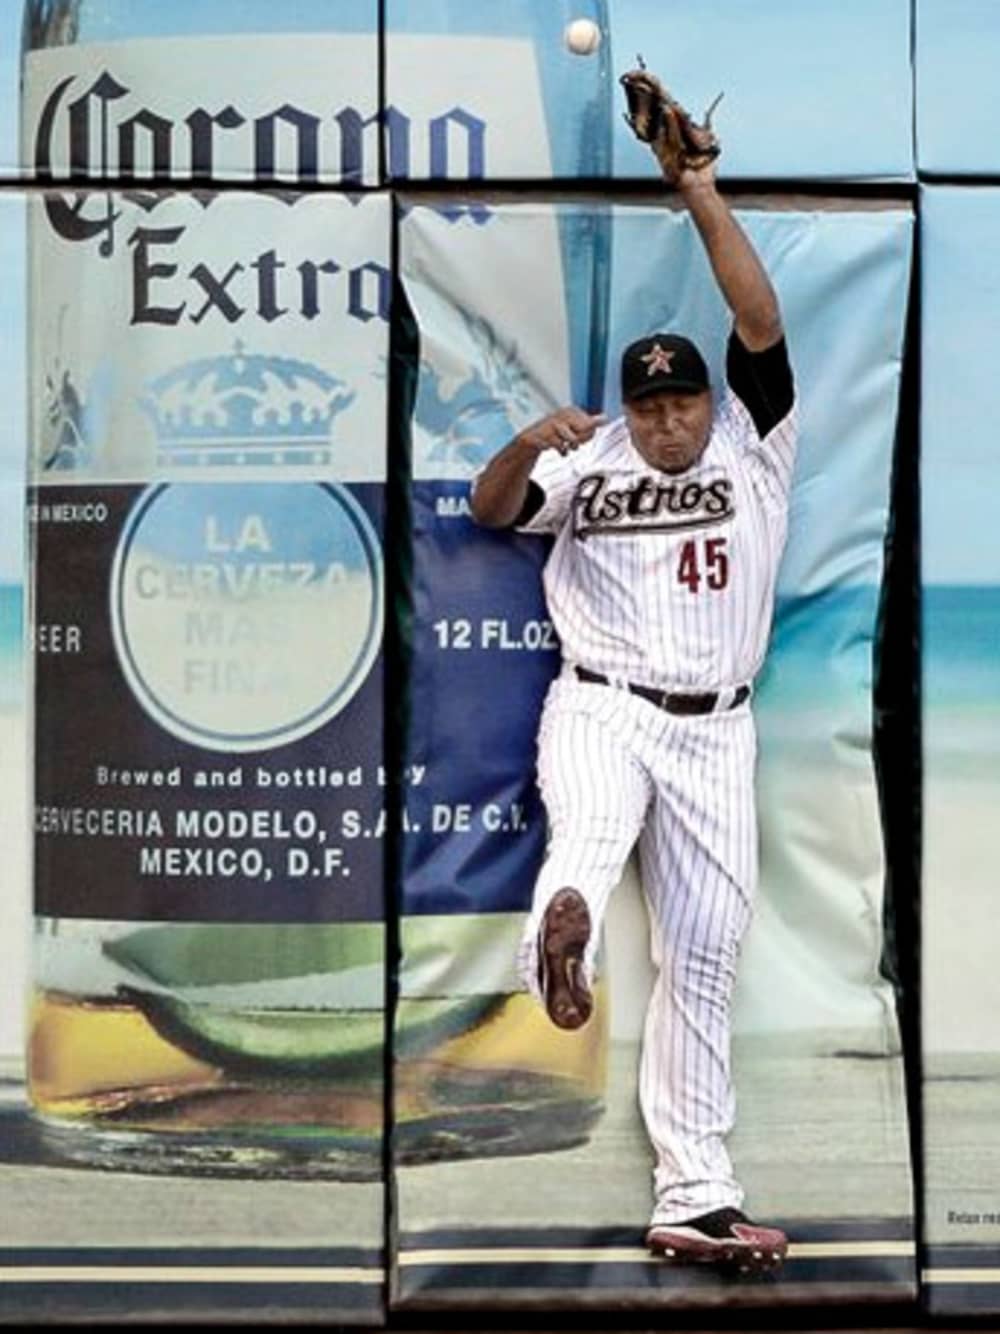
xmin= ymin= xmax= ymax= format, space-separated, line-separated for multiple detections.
xmin=469 ymin=75 xmax=796 ymax=1273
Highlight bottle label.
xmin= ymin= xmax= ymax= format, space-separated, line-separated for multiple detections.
xmin=110 ymin=480 xmax=382 ymax=752
xmin=29 ymin=190 xmax=388 ymax=484
xmin=28 ymin=189 xmax=389 ymax=922
xmin=31 ymin=482 xmax=385 ymax=923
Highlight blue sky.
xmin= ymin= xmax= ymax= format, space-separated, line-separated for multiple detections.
xmin=921 ymin=186 xmax=1000 ymax=585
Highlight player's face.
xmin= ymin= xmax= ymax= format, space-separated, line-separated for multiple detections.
xmin=623 ymin=389 xmax=713 ymax=474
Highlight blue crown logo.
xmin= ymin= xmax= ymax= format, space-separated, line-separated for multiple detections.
xmin=141 ymin=344 xmax=356 ymax=469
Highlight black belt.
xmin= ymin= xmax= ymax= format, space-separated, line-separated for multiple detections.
xmin=574 ymin=666 xmax=750 ymax=716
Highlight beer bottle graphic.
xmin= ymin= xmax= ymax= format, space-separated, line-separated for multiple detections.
xmin=22 ymin=0 xmax=390 ymax=1177
xmin=22 ymin=0 xmax=613 ymax=1173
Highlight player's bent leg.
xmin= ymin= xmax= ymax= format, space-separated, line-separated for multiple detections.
xmin=517 ymin=677 xmax=652 ymax=1022
xmin=516 ymin=812 xmax=645 ymax=1017
xmin=536 ymin=886 xmax=593 ymax=1030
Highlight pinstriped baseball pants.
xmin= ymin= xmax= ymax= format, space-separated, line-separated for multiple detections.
xmin=518 ymin=672 xmax=758 ymax=1223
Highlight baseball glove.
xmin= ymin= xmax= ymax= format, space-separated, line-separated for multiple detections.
xmin=620 ymin=58 xmax=722 ymax=186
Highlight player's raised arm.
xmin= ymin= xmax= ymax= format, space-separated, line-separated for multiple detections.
xmin=469 ymin=407 xmax=607 ymax=529
xmin=678 ymin=169 xmax=783 ymax=353
xmin=619 ymin=65 xmax=782 ymax=352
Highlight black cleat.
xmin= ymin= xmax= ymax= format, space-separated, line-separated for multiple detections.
xmin=537 ymin=888 xmax=593 ymax=1031
xmin=646 ymin=1207 xmax=788 ymax=1274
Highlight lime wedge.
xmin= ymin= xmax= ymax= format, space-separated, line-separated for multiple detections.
xmin=105 ymin=923 xmax=384 ymax=989
xmin=122 ymin=988 xmax=500 ymax=1078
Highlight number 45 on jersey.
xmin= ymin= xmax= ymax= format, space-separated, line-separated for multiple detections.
xmin=677 ymin=537 xmax=729 ymax=593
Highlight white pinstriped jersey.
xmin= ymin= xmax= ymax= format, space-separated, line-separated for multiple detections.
xmin=516 ymin=387 xmax=798 ymax=691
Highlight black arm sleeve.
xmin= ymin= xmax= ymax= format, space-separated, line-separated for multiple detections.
xmin=510 ymin=480 xmax=546 ymax=528
xmin=726 ymin=331 xmax=795 ymax=439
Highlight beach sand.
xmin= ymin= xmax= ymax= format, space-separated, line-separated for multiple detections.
xmin=922 ymin=760 xmax=1000 ymax=1247
xmin=923 ymin=765 xmax=1000 ymax=1054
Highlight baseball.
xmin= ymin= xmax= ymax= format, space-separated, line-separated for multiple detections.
xmin=564 ymin=18 xmax=601 ymax=55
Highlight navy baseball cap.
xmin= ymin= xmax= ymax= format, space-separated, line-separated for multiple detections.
xmin=621 ymin=333 xmax=710 ymax=401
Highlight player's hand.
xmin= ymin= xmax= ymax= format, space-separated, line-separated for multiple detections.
xmin=677 ymin=164 xmax=717 ymax=193
xmin=517 ymin=408 xmax=608 ymax=457
xmin=675 ymin=122 xmax=720 ymax=191
xmin=676 ymin=146 xmax=718 ymax=193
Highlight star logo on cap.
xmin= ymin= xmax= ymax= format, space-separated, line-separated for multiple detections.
xmin=640 ymin=343 xmax=675 ymax=376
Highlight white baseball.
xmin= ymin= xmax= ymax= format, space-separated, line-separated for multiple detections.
xmin=564 ymin=18 xmax=601 ymax=56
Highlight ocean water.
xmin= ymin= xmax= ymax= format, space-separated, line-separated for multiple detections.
xmin=924 ymin=584 xmax=1000 ymax=763
xmin=755 ymin=582 xmax=883 ymax=756
xmin=924 ymin=585 xmax=1000 ymax=699
xmin=0 ymin=582 xmax=22 ymax=713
